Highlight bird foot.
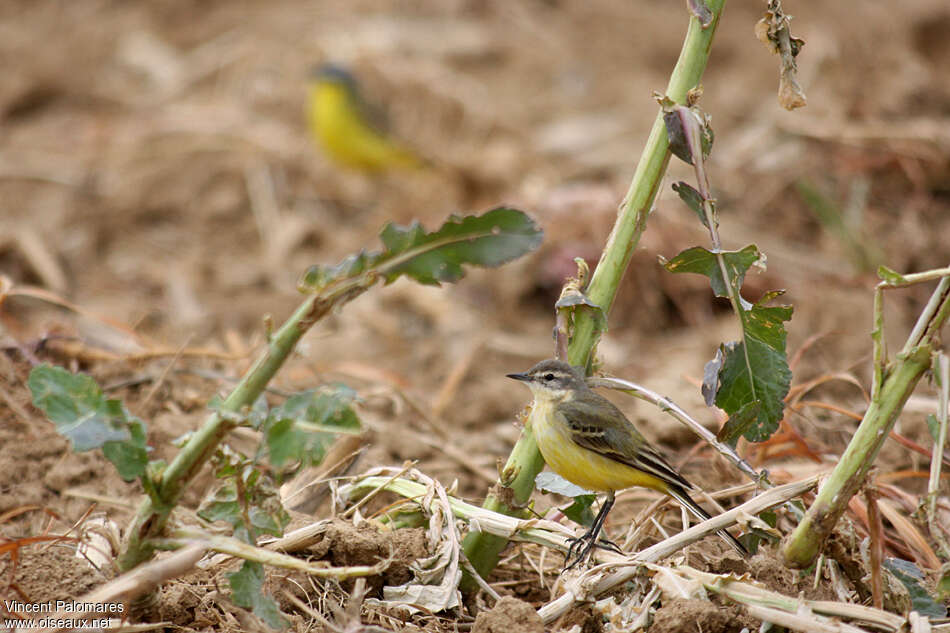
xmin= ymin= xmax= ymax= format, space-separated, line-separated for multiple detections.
xmin=563 ymin=533 xmax=624 ymax=571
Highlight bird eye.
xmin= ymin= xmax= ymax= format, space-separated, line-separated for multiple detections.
xmin=544 ymin=373 xmax=555 ymax=381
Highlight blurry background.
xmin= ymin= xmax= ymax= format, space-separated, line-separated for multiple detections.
xmin=1 ymin=0 xmax=950 ymax=603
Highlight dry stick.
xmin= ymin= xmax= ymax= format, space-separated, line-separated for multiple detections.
xmin=156 ymin=530 xmax=390 ymax=578
xmin=783 ymin=270 xmax=950 ymax=568
xmin=34 ymin=543 xmax=207 ymax=633
xmin=677 ymin=565 xmax=911 ymax=633
xmin=537 ymin=476 xmax=818 ymax=623
xmin=928 ymin=353 xmax=950 ymax=559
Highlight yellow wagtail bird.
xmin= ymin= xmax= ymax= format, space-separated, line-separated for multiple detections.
xmin=507 ymin=359 xmax=748 ymax=567
xmin=306 ymin=64 xmax=423 ymax=172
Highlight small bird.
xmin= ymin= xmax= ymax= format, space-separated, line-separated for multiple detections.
xmin=507 ymin=359 xmax=748 ymax=567
xmin=306 ymin=64 xmax=423 ymax=172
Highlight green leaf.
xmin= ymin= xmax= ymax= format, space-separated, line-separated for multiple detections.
xmin=229 ymin=561 xmax=287 ymax=629
xmin=672 ymin=182 xmax=712 ymax=229
xmin=199 ymin=447 xmax=290 ymax=542
xmin=264 ymin=386 xmax=361 ymax=468
xmin=937 ymin=566 xmax=950 ymax=602
xmin=662 ymin=242 xmax=790 ymax=444
xmin=102 ymin=416 xmax=149 ymax=481
xmin=926 ymin=414 xmax=940 ymax=442
xmin=29 ymin=364 xmax=148 ymax=480
xmin=301 ymin=207 xmax=543 ymax=290
xmin=563 ymin=495 xmax=597 ymax=527
xmin=535 ymin=473 xmax=595 ymax=527
xmin=711 ymin=294 xmax=793 ymax=443
xmin=716 ymin=400 xmax=761 ymax=448
xmin=883 ymin=558 xmax=947 ymax=618
xmin=878 ymin=266 xmax=907 ymax=285
xmin=661 ymin=244 xmax=762 ymax=298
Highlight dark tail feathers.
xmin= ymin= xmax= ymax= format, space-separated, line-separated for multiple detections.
xmin=667 ymin=486 xmax=749 ymax=557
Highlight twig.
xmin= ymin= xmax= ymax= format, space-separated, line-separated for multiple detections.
xmin=537 ymin=476 xmax=818 ymax=623
xmin=588 ymin=375 xmax=764 ymax=485
xmin=156 ymin=530 xmax=390 ymax=578
xmin=678 ymin=566 xmax=907 ymax=632
xmin=139 ymin=335 xmax=192 ymax=412
xmin=342 ymin=460 xmax=416 ymax=519
xmin=34 ymin=543 xmax=206 ymax=633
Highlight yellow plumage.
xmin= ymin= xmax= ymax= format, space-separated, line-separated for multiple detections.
xmin=508 ymin=359 xmax=748 ymax=563
xmin=306 ymin=65 xmax=421 ymax=172
xmin=528 ymin=396 xmax=667 ymax=493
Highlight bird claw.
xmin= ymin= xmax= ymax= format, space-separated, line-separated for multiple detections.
xmin=563 ymin=532 xmax=624 ymax=571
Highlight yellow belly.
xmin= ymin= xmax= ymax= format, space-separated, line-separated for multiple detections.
xmin=528 ymin=399 xmax=667 ymax=494
xmin=307 ymin=84 xmax=419 ymax=171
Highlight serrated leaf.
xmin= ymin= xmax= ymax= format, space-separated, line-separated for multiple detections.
xmin=301 ymin=207 xmax=542 ymax=290
xmin=29 ymin=364 xmax=148 ymax=480
xmin=662 ymin=245 xmax=762 ymax=298
xmin=229 ymin=561 xmax=288 ymax=630
xmin=714 ymin=296 xmax=793 ymax=442
xmin=264 ymin=386 xmax=361 ymax=468
xmin=672 ymin=181 xmax=712 ymax=229
xmin=883 ymin=558 xmax=948 ymax=618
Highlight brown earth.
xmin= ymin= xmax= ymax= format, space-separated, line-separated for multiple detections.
xmin=2 ymin=0 xmax=950 ymax=631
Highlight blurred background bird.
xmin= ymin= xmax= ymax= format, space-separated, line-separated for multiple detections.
xmin=306 ymin=64 xmax=424 ymax=172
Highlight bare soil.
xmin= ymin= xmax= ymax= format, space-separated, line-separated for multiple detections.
xmin=2 ymin=0 xmax=950 ymax=631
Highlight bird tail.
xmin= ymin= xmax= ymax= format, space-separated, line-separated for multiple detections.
xmin=667 ymin=485 xmax=749 ymax=557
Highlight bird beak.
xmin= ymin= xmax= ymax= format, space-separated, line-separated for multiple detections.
xmin=506 ymin=372 xmax=530 ymax=382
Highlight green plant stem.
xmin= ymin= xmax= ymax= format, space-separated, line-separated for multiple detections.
xmin=569 ymin=3 xmax=724 ymax=365
xmin=118 ymin=295 xmax=327 ymax=571
xmin=782 ymin=275 xmax=950 ymax=568
xmin=460 ymin=0 xmax=726 ymax=587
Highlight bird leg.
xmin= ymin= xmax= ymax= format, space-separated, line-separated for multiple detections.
xmin=563 ymin=492 xmax=621 ymax=570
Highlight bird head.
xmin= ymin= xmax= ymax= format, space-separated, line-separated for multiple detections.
xmin=507 ymin=359 xmax=587 ymax=401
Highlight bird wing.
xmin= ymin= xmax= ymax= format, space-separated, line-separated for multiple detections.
xmin=558 ymin=398 xmax=693 ymax=490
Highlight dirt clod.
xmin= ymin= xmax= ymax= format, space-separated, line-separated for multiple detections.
xmin=473 ymin=596 xmax=543 ymax=633
xmin=650 ymin=598 xmax=738 ymax=633
xmin=311 ymin=519 xmax=428 ymax=590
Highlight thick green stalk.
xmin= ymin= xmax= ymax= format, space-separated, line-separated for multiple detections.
xmin=569 ymin=2 xmax=725 ymax=365
xmin=461 ymin=0 xmax=727 ymax=585
xmin=782 ymin=276 xmax=950 ymax=567
xmin=118 ymin=295 xmax=326 ymax=571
